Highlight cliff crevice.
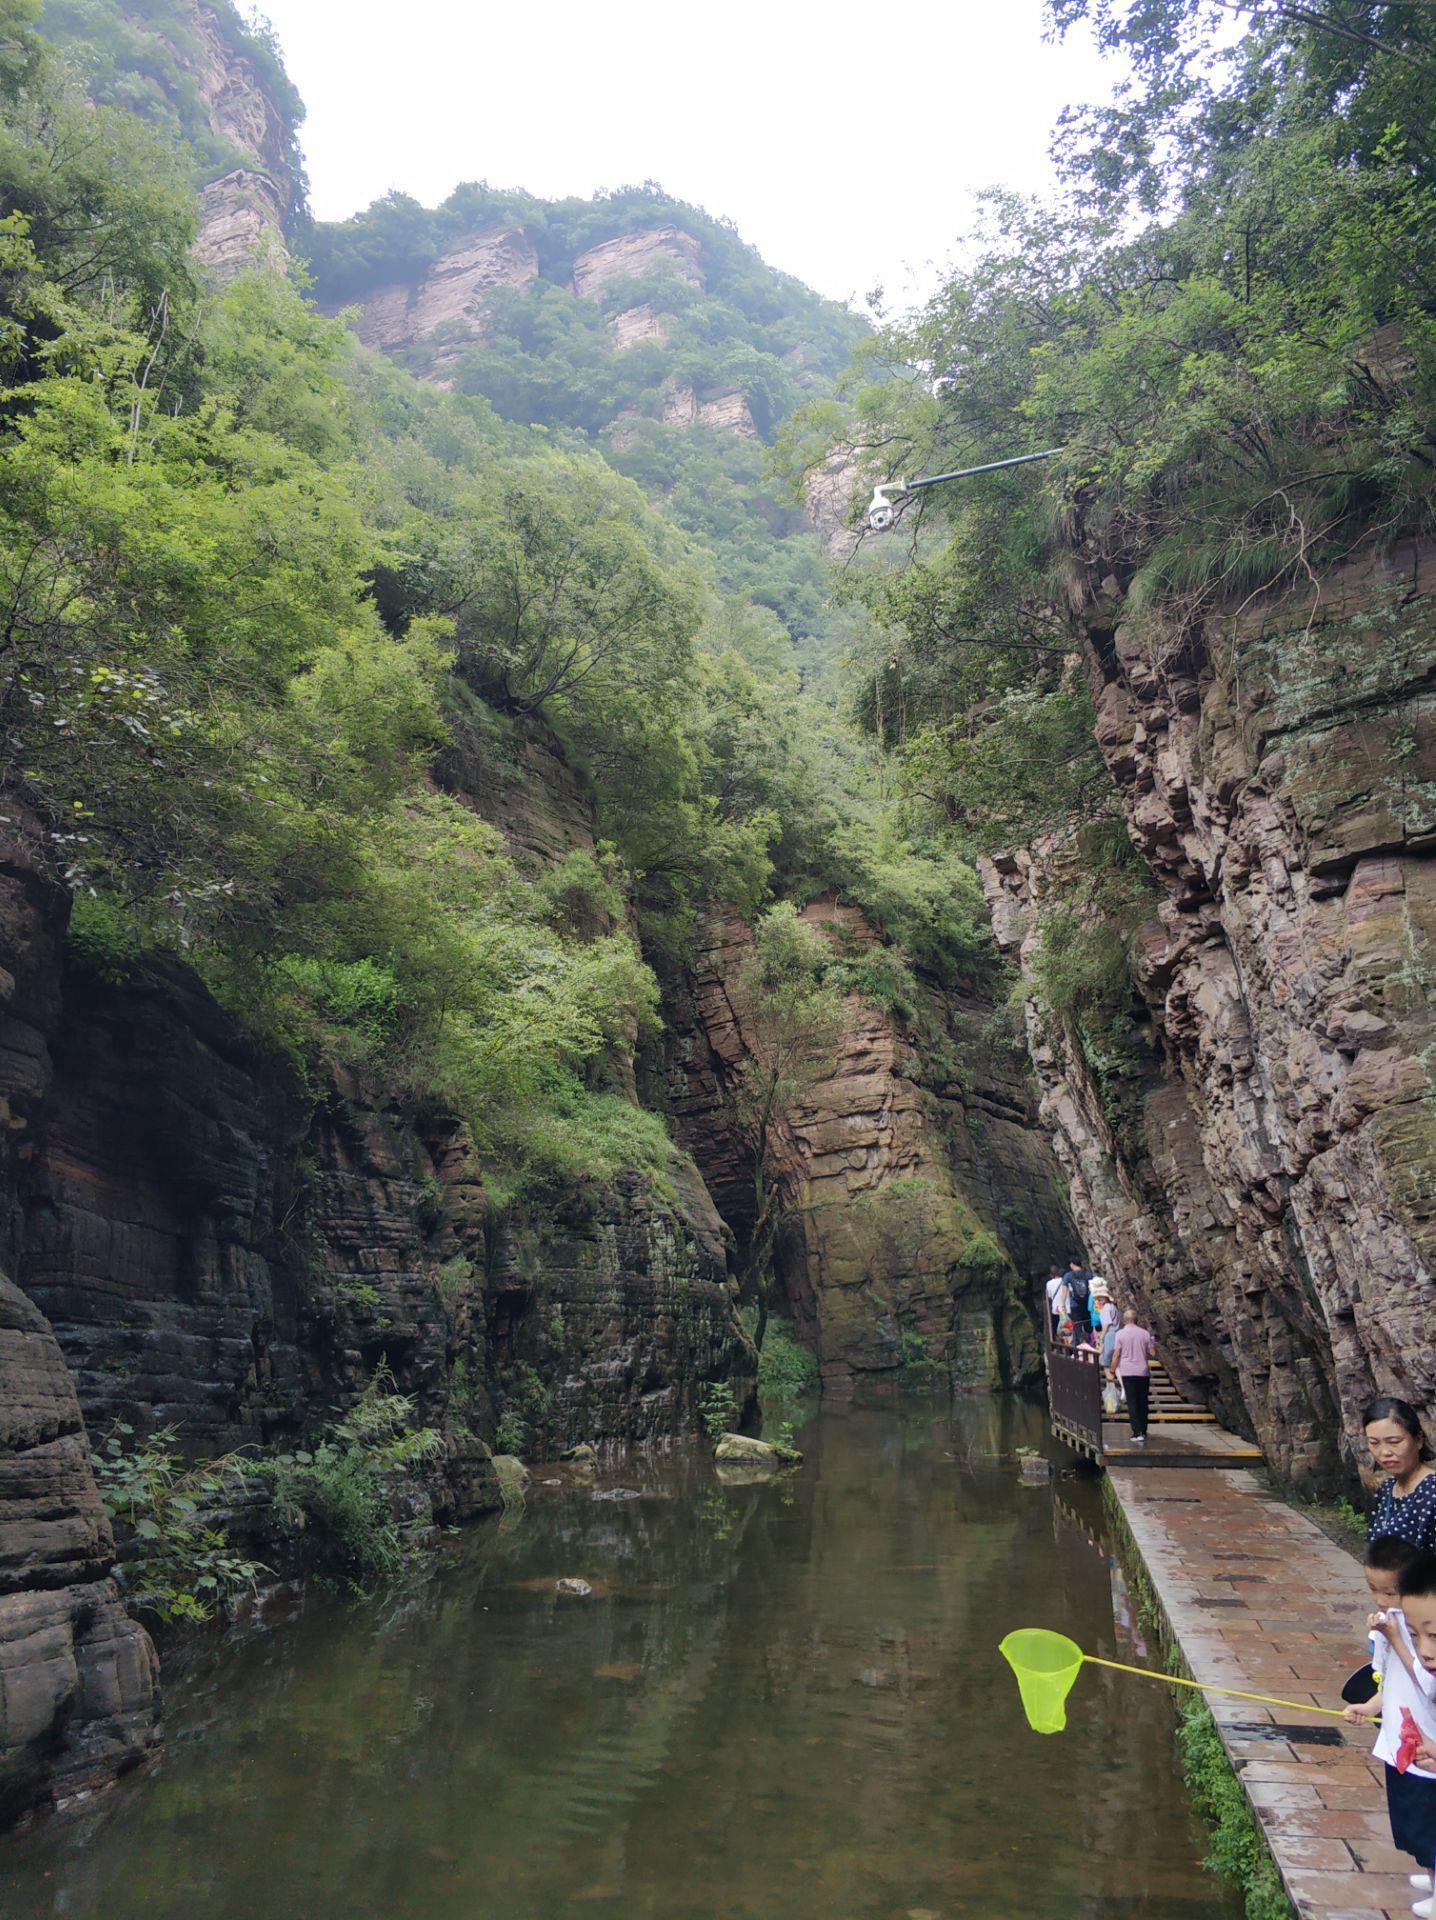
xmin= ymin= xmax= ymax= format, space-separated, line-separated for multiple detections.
xmin=667 ymin=903 xmax=1070 ymax=1395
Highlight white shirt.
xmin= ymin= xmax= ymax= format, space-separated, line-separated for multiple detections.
xmin=1045 ymin=1276 xmax=1065 ymax=1311
xmin=1373 ymin=1612 xmax=1436 ymax=1777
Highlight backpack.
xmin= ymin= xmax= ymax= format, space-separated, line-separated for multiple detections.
xmin=1067 ymin=1272 xmax=1090 ymax=1312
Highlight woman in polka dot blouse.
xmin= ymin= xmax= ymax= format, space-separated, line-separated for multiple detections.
xmin=1366 ymin=1396 xmax=1436 ymax=1550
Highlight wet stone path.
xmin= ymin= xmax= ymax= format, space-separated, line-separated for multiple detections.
xmin=1111 ymin=1465 xmax=1416 ymax=1920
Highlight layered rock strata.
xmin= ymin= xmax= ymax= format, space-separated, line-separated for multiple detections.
xmin=984 ymin=540 xmax=1436 ymax=1481
xmin=651 ymin=382 xmax=760 ymax=438
xmin=188 ymin=3 xmax=295 ymax=275
xmin=341 ymin=227 xmax=541 ymax=355
xmin=608 ymin=303 xmax=671 ymax=351
xmin=331 ymin=219 xmax=768 ymax=439
xmin=0 ymin=711 xmax=753 ymax=1822
xmin=0 ymin=1273 xmax=159 ymax=1826
xmin=570 ymin=227 xmax=704 ymax=302
xmin=668 ymin=902 xmax=1069 ymax=1394
xmin=196 ymin=167 xmax=287 ymax=277
xmin=803 ymin=449 xmax=867 ymax=559
xmin=696 ymin=391 xmax=758 ymax=437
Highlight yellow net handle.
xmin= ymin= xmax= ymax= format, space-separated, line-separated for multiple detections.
xmin=1083 ymin=1653 xmax=1351 ymax=1720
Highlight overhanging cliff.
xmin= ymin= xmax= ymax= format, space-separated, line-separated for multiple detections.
xmin=984 ymin=541 xmax=1436 ymax=1483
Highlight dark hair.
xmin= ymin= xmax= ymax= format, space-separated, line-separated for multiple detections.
xmin=1364 ymin=1397 xmax=1423 ymax=1439
xmin=1367 ymin=1534 xmax=1421 ymax=1574
xmin=1363 ymin=1397 xmax=1431 ymax=1460
xmin=1397 ymin=1552 xmax=1436 ymax=1602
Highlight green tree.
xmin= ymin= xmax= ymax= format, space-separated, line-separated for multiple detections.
xmin=445 ymin=456 xmax=701 ymax=717
xmin=781 ymin=0 xmax=1436 ymax=859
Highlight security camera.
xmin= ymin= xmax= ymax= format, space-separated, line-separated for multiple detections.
xmin=866 ymin=483 xmax=902 ymax=532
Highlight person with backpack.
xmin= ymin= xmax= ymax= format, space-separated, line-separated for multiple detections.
xmin=1062 ymin=1258 xmax=1093 ymax=1347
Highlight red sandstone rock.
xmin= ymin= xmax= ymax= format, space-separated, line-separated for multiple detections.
xmin=668 ymin=903 xmax=1069 ymax=1393
xmin=982 ymin=539 xmax=1436 ymax=1481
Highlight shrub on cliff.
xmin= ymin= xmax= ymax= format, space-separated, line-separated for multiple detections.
xmin=90 ymin=1425 xmax=263 ymax=1626
xmin=729 ymin=904 xmax=846 ymax=1349
xmin=253 ymin=1371 xmax=443 ymax=1587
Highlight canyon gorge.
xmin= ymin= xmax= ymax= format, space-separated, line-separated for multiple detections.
xmin=3 ymin=0 xmax=1434 ymax=1846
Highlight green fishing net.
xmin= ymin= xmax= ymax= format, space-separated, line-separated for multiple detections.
xmin=999 ymin=1628 xmax=1085 ymax=1733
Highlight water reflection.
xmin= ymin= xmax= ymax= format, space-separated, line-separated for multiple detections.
xmin=2 ymin=1402 xmax=1238 ymax=1920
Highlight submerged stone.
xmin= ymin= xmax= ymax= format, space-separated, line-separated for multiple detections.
xmin=492 ymin=1456 xmax=530 ymax=1502
xmin=714 ymin=1432 xmax=802 ymax=1466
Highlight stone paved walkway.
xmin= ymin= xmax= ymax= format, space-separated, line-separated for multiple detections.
xmin=1110 ymin=1465 xmax=1421 ymax=1920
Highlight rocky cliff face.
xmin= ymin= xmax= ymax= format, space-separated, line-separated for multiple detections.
xmin=646 ymin=381 xmax=759 ymax=437
xmin=341 ymin=227 xmax=541 ymax=359
xmin=667 ymin=903 xmax=1070 ymax=1395
xmin=983 ymin=540 xmax=1436 ymax=1483
xmin=0 ymin=1273 xmax=160 ymax=1827
xmin=803 ymin=450 xmax=867 ymax=560
xmin=0 ymin=712 xmax=752 ymax=1823
xmin=331 ymin=217 xmax=771 ymax=444
xmin=570 ymin=227 xmax=704 ymax=302
xmin=187 ymin=4 xmax=295 ymax=276
xmin=570 ymin=226 xmax=704 ymax=356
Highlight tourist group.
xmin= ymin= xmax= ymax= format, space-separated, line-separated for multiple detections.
xmin=1042 ymin=1260 xmax=1157 ymax=1445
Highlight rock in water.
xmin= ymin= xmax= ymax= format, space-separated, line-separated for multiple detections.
xmin=491 ymin=1456 xmax=530 ymax=1504
xmin=714 ymin=1433 xmax=802 ymax=1466
xmin=555 ymin=1578 xmax=594 ymax=1598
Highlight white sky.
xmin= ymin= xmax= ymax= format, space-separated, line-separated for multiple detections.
xmin=258 ymin=0 xmax=1123 ymax=316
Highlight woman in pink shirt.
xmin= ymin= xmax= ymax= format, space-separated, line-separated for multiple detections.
xmin=1111 ymin=1310 xmax=1157 ymax=1447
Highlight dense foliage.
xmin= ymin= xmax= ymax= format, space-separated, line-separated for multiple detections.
xmin=305 ymin=178 xmax=861 ymax=379
xmin=785 ymin=0 xmax=1436 ymax=865
xmin=254 ymin=1371 xmax=444 ymax=1586
xmin=304 ymin=179 xmax=870 ymax=688
xmin=90 ymin=1422 xmax=263 ymax=1624
xmin=3 ymin=5 xmax=995 ymax=1261
xmin=34 ymin=0 xmax=306 ymax=196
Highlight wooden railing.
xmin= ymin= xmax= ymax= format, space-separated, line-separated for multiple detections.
xmin=1043 ymin=1317 xmax=1105 ymax=1461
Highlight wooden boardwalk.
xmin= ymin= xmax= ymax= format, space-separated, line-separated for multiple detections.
xmin=1047 ymin=1330 xmax=1263 ymax=1468
xmin=1104 ymin=1417 xmax=1265 ymax=1467
xmin=1110 ymin=1465 xmax=1416 ymax=1920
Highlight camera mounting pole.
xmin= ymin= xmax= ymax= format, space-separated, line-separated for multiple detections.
xmin=866 ymin=447 xmax=1064 ymax=530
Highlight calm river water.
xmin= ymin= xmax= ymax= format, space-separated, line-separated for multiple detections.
xmin=3 ymin=1402 xmax=1239 ymax=1920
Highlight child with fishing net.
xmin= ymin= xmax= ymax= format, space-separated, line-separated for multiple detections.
xmin=1344 ymin=1541 xmax=1436 ymax=1915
